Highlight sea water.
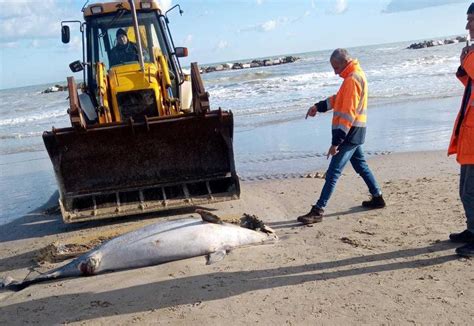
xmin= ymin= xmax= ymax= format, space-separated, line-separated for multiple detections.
xmin=0 ymin=39 xmax=465 ymax=224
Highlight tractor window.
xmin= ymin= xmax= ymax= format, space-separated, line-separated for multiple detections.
xmin=88 ymin=12 xmax=169 ymax=71
xmin=97 ymin=29 xmax=110 ymax=68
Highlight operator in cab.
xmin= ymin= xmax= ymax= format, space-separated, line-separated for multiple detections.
xmin=109 ymin=28 xmax=139 ymax=66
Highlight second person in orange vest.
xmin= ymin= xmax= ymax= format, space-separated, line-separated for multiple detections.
xmin=298 ymin=48 xmax=385 ymax=224
xmin=446 ymin=2 xmax=474 ymax=257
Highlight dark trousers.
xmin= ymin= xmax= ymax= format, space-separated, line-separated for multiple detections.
xmin=316 ymin=144 xmax=381 ymax=209
xmin=460 ymin=164 xmax=474 ymax=232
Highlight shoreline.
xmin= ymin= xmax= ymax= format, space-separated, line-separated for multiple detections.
xmin=0 ymin=92 xmax=461 ymax=225
xmin=1 ymin=150 xmax=472 ymax=324
xmin=0 ymin=147 xmax=446 ymax=226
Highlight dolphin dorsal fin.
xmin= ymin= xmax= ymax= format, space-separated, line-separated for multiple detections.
xmin=195 ymin=209 xmax=223 ymax=224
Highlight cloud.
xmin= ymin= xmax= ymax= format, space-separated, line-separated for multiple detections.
xmin=0 ymin=0 xmax=41 ymax=19
xmin=215 ymin=40 xmax=229 ymax=50
xmin=239 ymin=17 xmax=292 ymax=33
xmin=330 ymin=0 xmax=348 ymax=14
xmin=0 ymin=41 xmax=18 ymax=48
xmin=30 ymin=39 xmax=41 ymax=48
xmin=183 ymin=34 xmax=193 ymax=46
xmin=262 ymin=20 xmax=277 ymax=32
xmin=67 ymin=36 xmax=83 ymax=52
xmin=238 ymin=9 xmax=312 ymax=33
xmin=0 ymin=0 xmax=79 ymax=43
xmin=158 ymin=0 xmax=173 ymax=12
xmin=256 ymin=0 xmax=264 ymax=4
xmin=198 ymin=10 xmax=213 ymax=17
xmin=383 ymin=0 xmax=465 ymax=13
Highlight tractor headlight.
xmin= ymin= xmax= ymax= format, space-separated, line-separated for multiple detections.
xmin=141 ymin=2 xmax=152 ymax=9
xmin=90 ymin=6 xmax=103 ymax=14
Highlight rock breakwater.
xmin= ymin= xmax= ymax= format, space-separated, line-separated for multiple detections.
xmin=407 ymin=36 xmax=467 ymax=49
xmin=200 ymin=55 xmax=299 ymax=73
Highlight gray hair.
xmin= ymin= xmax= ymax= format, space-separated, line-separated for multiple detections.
xmin=330 ymin=48 xmax=351 ymax=64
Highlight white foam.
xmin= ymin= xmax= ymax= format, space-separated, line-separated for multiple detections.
xmin=0 ymin=131 xmax=43 ymax=140
xmin=374 ymin=46 xmax=404 ymax=52
xmin=0 ymin=109 xmax=67 ymax=127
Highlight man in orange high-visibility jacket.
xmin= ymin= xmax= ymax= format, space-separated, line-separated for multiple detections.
xmin=297 ymin=48 xmax=385 ymax=224
xmin=447 ymin=3 xmax=474 ymax=258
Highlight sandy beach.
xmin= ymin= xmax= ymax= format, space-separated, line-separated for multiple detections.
xmin=0 ymin=150 xmax=472 ymax=325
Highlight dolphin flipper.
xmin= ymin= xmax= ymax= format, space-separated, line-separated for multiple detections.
xmin=206 ymin=250 xmax=227 ymax=265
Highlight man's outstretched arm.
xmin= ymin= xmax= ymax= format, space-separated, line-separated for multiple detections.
xmin=305 ymin=95 xmax=335 ymax=119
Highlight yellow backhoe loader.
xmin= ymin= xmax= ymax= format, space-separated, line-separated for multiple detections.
xmin=43 ymin=0 xmax=239 ymax=223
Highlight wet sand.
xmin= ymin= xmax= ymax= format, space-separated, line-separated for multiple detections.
xmin=0 ymin=150 xmax=473 ymax=325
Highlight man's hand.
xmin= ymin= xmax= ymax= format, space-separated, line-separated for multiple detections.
xmin=461 ymin=45 xmax=474 ymax=64
xmin=305 ymin=105 xmax=317 ymax=119
xmin=326 ymin=145 xmax=339 ymax=159
xmin=306 ymin=100 xmax=329 ymax=119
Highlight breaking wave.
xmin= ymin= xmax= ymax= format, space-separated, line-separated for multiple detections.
xmin=0 ymin=131 xmax=43 ymax=140
xmin=0 ymin=109 xmax=67 ymax=127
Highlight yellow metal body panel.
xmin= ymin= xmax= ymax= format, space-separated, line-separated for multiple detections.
xmin=157 ymin=52 xmax=171 ymax=88
xmin=84 ymin=1 xmax=161 ymax=17
xmin=108 ymin=62 xmax=164 ymax=121
xmin=125 ymin=26 xmax=148 ymax=49
xmin=96 ymin=62 xmax=113 ymax=123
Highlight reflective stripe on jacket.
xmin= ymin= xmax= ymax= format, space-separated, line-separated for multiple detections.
xmin=448 ymin=51 xmax=474 ymax=164
xmin=326 ymin=59 xmax=368 ymax=146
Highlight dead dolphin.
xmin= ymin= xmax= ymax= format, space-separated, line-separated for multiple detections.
xmin=1 ymin=212 xmax=277 ymax=291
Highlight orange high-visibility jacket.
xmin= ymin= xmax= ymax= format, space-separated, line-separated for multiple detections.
xmin=448 ymin=51 xmax=474 ymax=164
xmin=325 ymin=59 xmax=368 ymax=146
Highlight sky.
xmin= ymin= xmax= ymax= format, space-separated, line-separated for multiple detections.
xmin=0 ymin=0 xmax=469 ymax=89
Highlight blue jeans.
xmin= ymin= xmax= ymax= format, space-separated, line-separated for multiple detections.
xmin=460 ymin=165 xmax=474 ymax=232
xmin=316 ymin=144 xmax=381 ymax=209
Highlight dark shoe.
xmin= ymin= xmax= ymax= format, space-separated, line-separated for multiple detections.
xmin=455 ymin=242 xmax=474 ymax=258
xmin=449 ymin=229 xmax=474 ymax=243
xmin=362 ymin=195 xmax=386 ymax=209
xmin=297 ymin=206 xmax=324 ymax=224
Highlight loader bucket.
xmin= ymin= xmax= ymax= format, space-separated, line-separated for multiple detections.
xmin=42 ymin=110 xmax=240 ymax=223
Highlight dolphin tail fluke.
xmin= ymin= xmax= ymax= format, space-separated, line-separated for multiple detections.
xmin=1 ymin=276 xmax=16 ymax=290
xmin=1 ymin=269 xmax=64 ymax=292
xmin=6 ymin=281 xmax=32 ymax=292
xmin=1 ymin=276 xmax=34 ymax=292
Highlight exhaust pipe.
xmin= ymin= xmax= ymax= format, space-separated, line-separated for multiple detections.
xmin=129 ymin=0 xmax=145 ymax=72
